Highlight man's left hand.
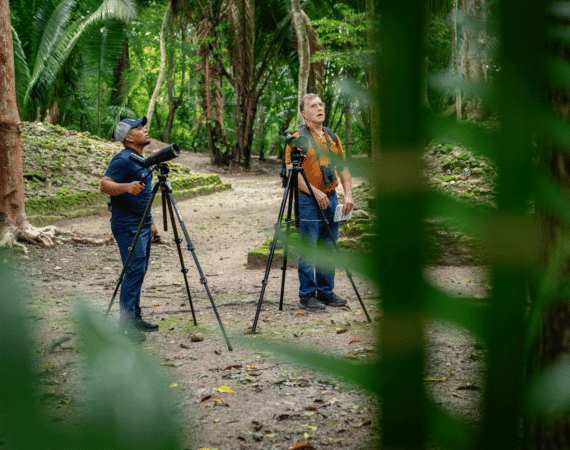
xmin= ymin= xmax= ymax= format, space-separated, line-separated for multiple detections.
xmin=342 ymin=194 xmax=354 ymax=216
xmin=151 ymin=223 xmax=161 ymax=243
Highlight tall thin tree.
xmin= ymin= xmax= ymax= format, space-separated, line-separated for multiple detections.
xmin=0 ymin=0 xmax=57 ymax=251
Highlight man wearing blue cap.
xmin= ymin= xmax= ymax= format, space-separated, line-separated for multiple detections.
xmin=100 ymin=116 xmax=159 ymax=343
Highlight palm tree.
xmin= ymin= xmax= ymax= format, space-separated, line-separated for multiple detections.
xmin=10 ymin=0 xmax=137 ymax=123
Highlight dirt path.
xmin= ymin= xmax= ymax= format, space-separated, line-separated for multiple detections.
xmin=12 ymin=152 xmax=488 ymax=450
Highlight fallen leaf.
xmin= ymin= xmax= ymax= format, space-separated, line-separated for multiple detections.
xmin=237 ymin=436 xmax=246 ymax=441
xmin=213 ymin=385 xmax=236 ymax=393
xmin=344 ymin=354 xmax=358 ymax=359
xmin=349 ymin=338 xmax=360 ymax=344
xmin=464 ymin=279 xmax=471 ymax=283
xmin=161 ymin=362 xmax=181 ymax=367
xmin=452 ymin=392 xmax=464 ymax=399
xmin=457 ymin=384 xmax=479 ymax=390
xmin=246 ymin=365 xmax=257 ymax=369
xmin=169 ymin=383 xmax=178 ymax=388
xmin=180 ymin=343 xmax=188 ymax=349
xmin=296 ymin=313 xmax=305 ymax=316
xmin=214 ymin=350 xmax=221 ymax=355
xmin=290 ymin=444 xmax=316 ymax=450
xmin=303 ymin=433 xmax=312 ymax=439
xmin=154 ymin=303 xmax=161 ymax=306
xmin=424 ymin=376 xmax=447 ymax=382
xmin=225 ymin=365 xmax=243 ymax=370
xmin=213 ymin=418 xmax=220 ymax=423
xmin=336 ymin=328 xmax=348 ymax=334
xmin=353 ymin=420 xmax=372 ymax=428
xmin=38 ymin=364 xmax=52 ymax=371
xmin=228 ymin=419 xmax=239 ymax=423
xmin=201 ymin=395 xmax=212 ymax=403
xmin=306 ymin=425 xmax=318 ymax=431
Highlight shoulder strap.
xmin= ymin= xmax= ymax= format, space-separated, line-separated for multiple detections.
xmin=323 ymin=126 xmax=338 ymax=146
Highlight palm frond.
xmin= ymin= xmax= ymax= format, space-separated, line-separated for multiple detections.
xmin=11 ymin=25 xmax=31 ymax=114
xmin=25 ymin=0 xmax=137 ymax=110
xmin=79 ymin=19 xmax=127 ymax=136
xmin=27 ymin=0 xmax=77 ymax=105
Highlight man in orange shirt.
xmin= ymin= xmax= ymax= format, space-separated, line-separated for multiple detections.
xmin=285 ymin=94 xmax=354 ymax=311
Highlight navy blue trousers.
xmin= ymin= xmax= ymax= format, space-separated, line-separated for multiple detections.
xmin=297 ymin=191 xmax=339 ymax=298
xmin=112 ymin=225 xmax=152 ymax=323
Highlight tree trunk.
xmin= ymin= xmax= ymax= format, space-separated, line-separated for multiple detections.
xmin=0 ymin=0 xmax=26 ymax=233
xmin=0 ymin=0 xmax=56 ymax=250
xmin=163 ymin=15 xmax=185 ymax=144
xmin=301 ymin=9 xmax=324 ymax=96
xmin=461 ymin=0 xmax=488 ymax=121
xmin=258 ymin=101 xmax=265 ymax=161
xmin=344 ymin=102 xmax=351 ymax=157
xmin=197 ymin=17 xmax=229 ymax=166
xmin=292 ymin=0 xmax=309 ymax=125
xmin=110 ymin=30 xmax=130 ymax=110
xmin=146 ymin=1 xmax=171 ymax=133
xmin=366 ymin=0 xmax=379 ymax=156
xmin=453 ymin=0 xmax=462 ymax=120
xmin=230 ymin=0 xmax=256 ymax=168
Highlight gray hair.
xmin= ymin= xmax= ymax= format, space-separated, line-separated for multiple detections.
xmin=299 ymin=93 xmax=320 ymax=113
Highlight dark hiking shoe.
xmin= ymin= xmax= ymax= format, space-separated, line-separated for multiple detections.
xmin=121 ymin=324 xmax=147 ymax=343
xmin=134 ymin=317 xmax=159 ymax=332
xmin=317 ymin=292 xmax=348 ymax=307
xmin=299 ymin=294 xmax=325 ymax=311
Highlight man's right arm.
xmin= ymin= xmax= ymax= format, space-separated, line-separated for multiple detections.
xmin=100 ymin=176 xmax=144 ymax=196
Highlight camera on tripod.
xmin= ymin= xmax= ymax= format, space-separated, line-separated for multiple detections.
xmin=129 ymin=144 xmax=180 ymax=168
xmin=284 ymin=130 xmax=309 ymax=160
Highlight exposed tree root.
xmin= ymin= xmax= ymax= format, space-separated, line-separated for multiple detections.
xmin=0 ymin=223 xmax=60 ymax=255
xmin=57 ymin=236 xmax=114 ymax=246
xmin=0 ymin=222 xmax=114 ymax=255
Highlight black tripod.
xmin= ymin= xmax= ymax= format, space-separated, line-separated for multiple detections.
xmin=251 ymin=151 xmax=371 ymax=332
xmin=105 ymin=162 xmax=232 ymax=351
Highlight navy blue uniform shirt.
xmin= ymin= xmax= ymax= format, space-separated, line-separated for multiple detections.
xmin=105 ymin=147 xmax=153 ymax=229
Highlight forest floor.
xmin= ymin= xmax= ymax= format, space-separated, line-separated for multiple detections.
xmin=8 ymin=151 xmax=489 ymax=450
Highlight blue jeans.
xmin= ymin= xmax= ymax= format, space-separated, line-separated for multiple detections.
xmin=297 ymin=191 xmax=339 ymax=298
xmin=112 ymin=224 xmax=152 ymax=323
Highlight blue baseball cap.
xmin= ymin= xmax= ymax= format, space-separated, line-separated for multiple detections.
xmin=115 ymin=116 xmax=147 ymax=143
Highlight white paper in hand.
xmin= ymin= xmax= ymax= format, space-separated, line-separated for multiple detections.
xmin=334 ymin=204 xmax=353 ymax=222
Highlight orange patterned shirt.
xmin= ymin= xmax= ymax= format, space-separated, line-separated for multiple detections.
xmin=285 ymin=125 xmax=345 ymax=193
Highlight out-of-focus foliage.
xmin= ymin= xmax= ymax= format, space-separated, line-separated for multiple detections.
xmin=0 ymin=250 xmax=181 ymax=450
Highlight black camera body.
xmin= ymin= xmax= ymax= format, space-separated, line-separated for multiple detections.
xmin=284 ymin=130 xmax=309 ymax=160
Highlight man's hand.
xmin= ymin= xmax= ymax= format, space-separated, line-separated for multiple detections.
xmin=151 ymin=223 xmax=161 ymax=243
xmin=126 ymin=181 xmax=144 ymax=196
xmin=342 ymin=194 xmax=354 ymax=216
xmin=314 ymin=189 xmax=330 ymax=209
